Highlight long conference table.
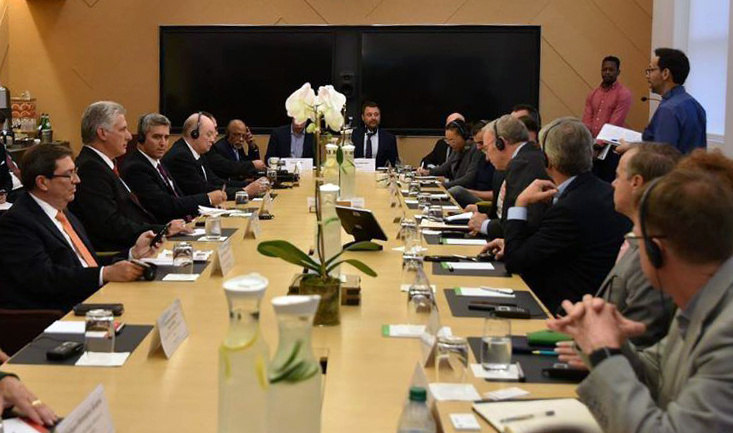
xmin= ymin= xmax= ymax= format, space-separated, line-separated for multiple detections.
xmin=6 ymin=172 xmax=576 ymax=432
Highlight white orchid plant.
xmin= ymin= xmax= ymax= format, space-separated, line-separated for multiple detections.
xmin=258 ymin=83 xmax=378 ymax=282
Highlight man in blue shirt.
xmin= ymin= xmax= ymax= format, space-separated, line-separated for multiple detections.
xmin=642 ymin=48 xmax=706 ymax=154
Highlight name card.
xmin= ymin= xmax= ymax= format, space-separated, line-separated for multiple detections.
xmin=149 ymin=299 xmax=189 ymax=359
xmin=243 ymin=211 xmax=262 ymax=239
xmin=281 ymin=158 xmax=314 ymax=172
xmin=354 ymin=158 xmax=376 ymax=172
xmin=336 ymin=197 xmax=365 ymax=208
xmin=261 ymin=191 xmax=274 ymax=215
xmin=211 ymin=237 xmax=235 ymax=277
xmin=54 ymin=384 xmax=114 ymax=433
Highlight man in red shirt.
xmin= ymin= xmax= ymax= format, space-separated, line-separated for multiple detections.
xmin=583 ymin=56 xmax=632 ymax=182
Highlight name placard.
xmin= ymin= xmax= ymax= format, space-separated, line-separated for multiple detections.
xmin=54 ymin=384 xmax=115 ymax=433
xmin=354 ymin=158 xmax=376 ymax=172
xmin=281 ymin=158 xmax=314 ymax=172
xmin=243 ymin=211 xmax=262 ymax=239
xmin=210 ymin=237 xmax=235 ymax=277
xmin=148 ymin=299 xmax=189 ymax=359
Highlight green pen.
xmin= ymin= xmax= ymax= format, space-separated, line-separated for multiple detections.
xmin=531 ymin=350 xmax=558 ymax=356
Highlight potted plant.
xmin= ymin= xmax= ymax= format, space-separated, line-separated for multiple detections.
xmin=257 ymin=83 xmax=379 ymax=325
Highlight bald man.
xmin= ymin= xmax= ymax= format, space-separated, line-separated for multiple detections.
xmin=420 ymin=112 xmax=465 ymax=168
xmin=209 ymin=119 xmax=265 ymax=181
xmin=162 ymin=112 xmax=268 ymax=200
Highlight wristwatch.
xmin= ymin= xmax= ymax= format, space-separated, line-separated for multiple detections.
xmin=589 ymin=347 xmax=622 ymax=368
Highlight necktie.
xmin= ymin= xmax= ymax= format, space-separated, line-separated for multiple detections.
xmin=497 ymin=180 xmax=507 ymax=218
xmin=365 ymin=132 xmax=375 ymax=159
xmin=5 ymin=154 xmax=19 ymax=177
xmin=56 ymin=211 xmax=98 ymax=267
xmin=111 ymin=161 xmax=150 ymax=215
xmin=157 ymin=163 xmax=179 ymax=197
xmin=198 ymin=160 xmax=208 ymax=181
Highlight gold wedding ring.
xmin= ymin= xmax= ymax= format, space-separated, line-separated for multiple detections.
xmin=30 ymin=399 xmax=43 ymax=407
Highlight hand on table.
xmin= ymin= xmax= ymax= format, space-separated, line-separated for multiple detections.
xmin=252 ymin=160 xmax=266 ymax=170
xmin=103 ymin=260 xmax=144 ymax=282
xmin=481 ymin=238 xmax=504 ymax=260
xmin=464 ymin=204 xmax=478 ymax=213
xmin=0 ymin=375 xmax=58 ymax=426
xmin=167 ymin=219 xmax=192 ymax=236
xmin=468 ymin=212 xmax=487 ymax=235
xmin=207 ymin=190 xmax=227 ymax=206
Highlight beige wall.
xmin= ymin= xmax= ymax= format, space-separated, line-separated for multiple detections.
xmin=7 ymin=0 xmax=652 ymax=165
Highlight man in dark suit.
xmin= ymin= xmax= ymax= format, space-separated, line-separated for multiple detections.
xmin=265 ymin=119 xmax=314 ymax=161
xmin=68 ymin=101 xmax=187 ymax=252
xmin=0 ymin=145 xmax=158 ymax=312
xmin=419 ymin=112 xmax=463 ymax=168
xmin=352 ymin=101 xmax=399 ymax=167
xmin=485 ymin=117 xmax=631 ymax=313
xmin=467 ymin=115 xmax=550 ymax=239
xmin=122 ymin=113 xmax=227 ymax=223
xmin=163 ymin=112 xmax=268 ymax=200
xmin=209 ymin=119 xmax=266 ymax=181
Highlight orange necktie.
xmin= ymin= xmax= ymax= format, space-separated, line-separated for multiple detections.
xmin=55 ymin=211 xmax=98 ymax=267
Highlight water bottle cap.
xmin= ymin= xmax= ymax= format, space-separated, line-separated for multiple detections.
xmin=271 ymin=294 xmax=321 ymax=316
xmin=408 ymin=386 xmax=427 ymax=402
xmin=223 ymin=273 xmax=268 ymax=299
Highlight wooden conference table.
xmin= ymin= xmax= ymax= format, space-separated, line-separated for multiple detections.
xmin=6 ymin=172 xmax=575 ymax=432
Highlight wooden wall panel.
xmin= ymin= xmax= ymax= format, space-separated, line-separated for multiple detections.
xmin=8 ymin=0 xmax=652 ymax=163
xmin=0 ymin=0 xmax=8 ymax=86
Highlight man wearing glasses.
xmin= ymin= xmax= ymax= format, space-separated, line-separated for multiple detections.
xmin=0 ymin=145 xmax=160 ymax=312
xmin=641 ymin=48 xmax=707 ymax=153
xmin=209 ymin=119 xmax=265 ymax=181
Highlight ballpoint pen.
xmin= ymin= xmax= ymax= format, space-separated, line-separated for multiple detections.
xmin=500 ymin=410 xmax=555 ymax=423
xmin=480 ymin=286 xmax=514 ymax=295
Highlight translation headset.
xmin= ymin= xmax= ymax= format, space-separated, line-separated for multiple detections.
xmin=540 ymin=120 xmax=563 ymax=168
xmin=492 ymin=120 xmax=506 ymax=151
xmin=446 ymin=119 xmax=469 ymax=140
xmin=137 ymin=113 xmax=153 ymax=143
xmin=638 ymin=176 xmax=664 ymax=268
xmin=190 ymin=111 xmax=203 ymax=139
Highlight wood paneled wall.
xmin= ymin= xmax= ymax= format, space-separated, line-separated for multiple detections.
xmin=8 ymin=0 xmax=652 ymax=164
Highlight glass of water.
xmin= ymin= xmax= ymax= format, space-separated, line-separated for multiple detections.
xmin=205 ymin=215 xmax=222 ymax=238
xmin=235 ymin=191 xmax=249 ymax=209
xmin=481 ymin=318 xmax=512 ymax=370
xmin=173 ymin=242 xmax=194 ymax=273
xmin=85 ymin=309 xmax=115 ymax=353
xmin=436 ymin=335 xmax=469 ymax=382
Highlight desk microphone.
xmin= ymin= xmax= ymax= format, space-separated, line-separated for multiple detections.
xmin=641 ymin=96 xmax=662 ymax=103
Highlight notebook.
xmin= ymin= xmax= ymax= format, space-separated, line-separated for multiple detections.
xmin=472 ymin=398 xmax=602 ymax=433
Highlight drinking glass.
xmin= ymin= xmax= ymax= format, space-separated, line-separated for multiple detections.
xmin=480 ymin=318 xmax=512 ymax=370
xmin=235 ymin=191 xmax=249 ymax=209
xmin=173 ymin=242 xmax=194 ymax=273
xmin=205 ymin=215 xmax=222 ymax=238
xmin=85 ymin=309 xmax=115 ymax=353
xmin=436 ymin=335 xmax=469 ymax=382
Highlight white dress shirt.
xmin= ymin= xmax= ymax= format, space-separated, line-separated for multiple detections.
xmin=84 ymin=145 xmax=133 ymax=193
xmin=363 ymin=130 xmax=380 ymax=159
xmin=183 ymin=139 xmax=207 ymax=180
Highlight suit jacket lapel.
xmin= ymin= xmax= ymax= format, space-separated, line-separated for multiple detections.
xmin=21 ymin=194 xmax=85 ymax=260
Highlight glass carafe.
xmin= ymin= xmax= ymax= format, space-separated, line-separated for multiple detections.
xmin=317 ymin=183 xmax=341 ymax=277
xmin=407 ymin=265 xmax=436 ymax=325
xmin=340 ymin=137 xmax=356 ymax=199
xmin=218 ymin=274 xmax=270 ymax=433
xmin=268 ymin=295 xmax=323 ymax=433
xmin=323 ymin=143 xmax=340 ymax=186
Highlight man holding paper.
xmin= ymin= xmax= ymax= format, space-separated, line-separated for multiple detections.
xmin=548 ymin=162 xmax=733 ymax=433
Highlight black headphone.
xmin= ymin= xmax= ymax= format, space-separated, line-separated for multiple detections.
xmin=137 ymin=113 xmax=152 ymax=143
xmin=190 ymin=112 xmax=202 ymax=139
xmin=639 ymin=177 xmax=664 ymax=268
xmin=446 ymin=119 xmax=469 ymax=140
xmin=492 ymin=120 xmax=506 ymax=151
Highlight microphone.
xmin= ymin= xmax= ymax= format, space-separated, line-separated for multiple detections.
xmin=641 ymin=96 xmax=662 ymax=103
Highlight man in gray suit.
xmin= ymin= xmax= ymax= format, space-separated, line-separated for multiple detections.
xmin=594 ymin=143 xmax=680 ymax=348
xmin=548 ymin=162 xmax=733 ymax=433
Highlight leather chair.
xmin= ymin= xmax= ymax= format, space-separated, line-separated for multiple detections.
xmin=0 ymin=308 xmax=64 ymax=356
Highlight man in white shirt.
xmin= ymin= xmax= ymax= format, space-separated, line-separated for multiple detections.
xmin=0 ymin=144 xmax=159 ymax=312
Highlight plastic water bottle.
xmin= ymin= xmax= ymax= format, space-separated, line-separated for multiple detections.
xmin=397 ymin=387 xmax=436 ymax=433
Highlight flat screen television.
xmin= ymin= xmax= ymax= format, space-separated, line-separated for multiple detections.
xmin=160 ymin=26 xmax=540 ymax=135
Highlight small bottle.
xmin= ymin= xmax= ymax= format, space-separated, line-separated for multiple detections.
xmin=397 ymin=387 xmax=436 ymax=433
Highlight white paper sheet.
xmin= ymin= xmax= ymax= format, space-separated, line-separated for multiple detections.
xmin=442 ymin=238 xmax=487 ymax=246
xmin=44 ymin=321 xmax=85 ymax=334
xmin=383 ymin=324 xmax=426 ymax=338
xmin=454 ymin=287 xmax=515 ymax=298
xmin=443 ymin=262 xmax=495 ymax=271
xmin=445 ymin=211 xmax=473 ymax=221
xmin=75 ymin=352 xmax=130 ymax=367
xmin=470 ymin=363 xmax=522 ymax=380
xmin=596 ymin=123 xmax=642 ymax=144
xmin=162 ymin=273 xmax=200 ymax=282
xmin=428 ymin=383 xmax=482 ymax=401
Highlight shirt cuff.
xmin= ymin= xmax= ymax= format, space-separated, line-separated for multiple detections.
xmin=480 ymin=219 xmax=491 ymax=235
xmin=99 ymin=267 xmax=105 ymax=287
xmin=507 ymin=207 xmax=528 ymax=221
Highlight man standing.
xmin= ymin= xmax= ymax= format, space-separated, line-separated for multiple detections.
xmin=209 ymin=119 xmax=266 ymax=181
xmin=352 ymin=101 xmax=399 ymax=167
xmin=642 ymin=48 xmax=707 ymax=153
xmin=485 ymin=118 xmax=630 ymax=313
xmin=420 ymin=112 xmax=464 ymax=168
xmin=122 ymin=113 xmax=226 ymax=223
xmin=163 ymin=112 xmax=267 ymax=199
xmin=548 ymin=162 xmax=733 ymax=433
xmin=583 ymin=56 xmax=632 ymax=138
xmin=0 ymin=145 xmax=157 ymax=312
xmin=265 ymin=118 xmax=314 ymax=160
xmin=69 ymin=101 xmax=186 ymax=252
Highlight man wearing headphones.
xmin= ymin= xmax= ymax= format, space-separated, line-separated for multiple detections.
xmin=548 ymin=158 xmax=733 ymax=433
xmin=163 ymin=112 xmax=268 ymax=199
xmin=121 ymin=113 xmax=226 ymax=223
xmin=467 ymin=114 xmax=550 ymax=239
xmin=417 ymin=119 xmax=482 ymax=188
xmin=208 ymin=119 xmax=265 ymax=181
xmin=484 ymin=117 xmax=630 ymax=313
xmin=419 ymin=112 xmax=464 ymax=169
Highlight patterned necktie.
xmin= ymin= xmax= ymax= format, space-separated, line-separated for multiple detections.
xmin=157 ymin=163 xmax=179 ymax=197
xmin=497 ymin=180 xmax=507 ymax=217
xmin=365 ymin=132 xmax=375 ymax=158
xmin=56 ymin=211 xmax=98 ymax=267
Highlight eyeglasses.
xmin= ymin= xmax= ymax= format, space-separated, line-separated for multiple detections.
xmin=644 ymin=67 xmax=660 ymax=75
xmin=48 ymin=168 xmax=79 ymax=180
xmin=625 ymin=233 xmax=666 ymax=242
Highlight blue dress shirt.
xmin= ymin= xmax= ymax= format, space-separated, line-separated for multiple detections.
xmin=642 ymin=85 xmax=707 ymax=154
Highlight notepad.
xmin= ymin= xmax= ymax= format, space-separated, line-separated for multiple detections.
xmin=441 ymin=238 xmax=487 ymax=246
xmin=454 ymin=288 xmax=515 ymax=298
xmin=441 ymin=262 xmax=495 ymax=271
xmin=472 ymin=398 xmax=602 ymax=433
xmin=445 ymin=211 xmax=473 ymax=222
